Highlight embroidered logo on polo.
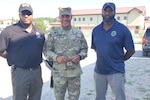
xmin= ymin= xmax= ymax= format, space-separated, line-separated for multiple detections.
xmin=111 ymin=31 xmax=117 ymax=37
xmin=36 ymin=32 xmax=42 ymax=39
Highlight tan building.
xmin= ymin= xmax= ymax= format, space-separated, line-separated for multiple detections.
xmin=71 ymin=6 xmax=146 ymax=37
xmin=145 ymin=16 xmax=150 ymax=30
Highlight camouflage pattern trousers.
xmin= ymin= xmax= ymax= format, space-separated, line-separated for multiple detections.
xmin=53 ymin=75 xmax=80 ymax=100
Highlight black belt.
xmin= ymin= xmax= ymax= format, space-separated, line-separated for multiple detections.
xmin=13 ymin=65 xmax=40 ymax=71
xmin=22 ymin=67 xmax=40 ymax=71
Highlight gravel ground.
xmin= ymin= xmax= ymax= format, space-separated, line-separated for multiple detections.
xmin=0 ymin=44 xmax=150 ymax=100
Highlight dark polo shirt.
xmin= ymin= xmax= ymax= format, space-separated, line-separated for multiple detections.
xmin=0 ymin=21 xmax=45 ymax=69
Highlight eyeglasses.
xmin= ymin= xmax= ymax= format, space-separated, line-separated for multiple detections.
xmin=21 ymin=10 xmax=32 ymax=16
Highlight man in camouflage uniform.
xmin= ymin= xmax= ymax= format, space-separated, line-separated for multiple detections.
xmin=44 ymin=7 xmax=88 ymax=100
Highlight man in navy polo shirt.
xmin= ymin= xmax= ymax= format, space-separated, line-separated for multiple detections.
xmin=91 ymin=2 xmax=135 ymax=100
xmin=0 ymin=3 xmax=45 ymax=100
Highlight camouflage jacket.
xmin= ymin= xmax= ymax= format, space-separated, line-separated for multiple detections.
xmin=44 ymin=26 xmax=88 ymax=77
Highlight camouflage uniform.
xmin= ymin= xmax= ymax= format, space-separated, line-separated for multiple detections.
xmin=44 ymin=26 xmax=88 ymax=100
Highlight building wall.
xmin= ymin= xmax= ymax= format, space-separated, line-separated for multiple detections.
xmin=72 ymin=9 xmax=145 ymax=37
xmin=127 ymin=10 xmax=144 ymax=36
xmin=115 ymin=13 xmax=128 ymax=25
xmin=72 ymin=14 xmax=101 ymax=26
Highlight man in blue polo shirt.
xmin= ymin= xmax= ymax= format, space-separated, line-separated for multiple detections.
xmin=0 ymin=3 xmax=45 ymax=100
xmin=91 ymin=2 xmax=135 ymax=100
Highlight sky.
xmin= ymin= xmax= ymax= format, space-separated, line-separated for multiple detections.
xmin=0 ymin=0 xmax=150 ymax=19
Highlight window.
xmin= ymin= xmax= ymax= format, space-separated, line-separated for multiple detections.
xmin=117 ymin=16 xmax=120 ymax=20
xmin=124 ymin=16 xmax=127 ymax=20
xmin=135 ymin=26 xmax=139 ymax=29
xmin=146 ymin=28 xmax=150 ymax=36
xmin=74 ymin=18 xmax=76 ymax=21
xmin=83 ymin=18 xmax=85 ymax=21
xmin=135 ymin=26 xmax=139 ymax=34
xmin=90 ymin=17 xmax=93 ymax=21
xmin=78 ymin=18 xmax=81 ymax=21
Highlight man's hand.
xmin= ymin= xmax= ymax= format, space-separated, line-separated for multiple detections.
xmin=0 ymin=51 xmax=7 ymax=58
xmin=56 ymin=56 xmax=68 ymax=63
xmin=70 ymin=55 xmax=80 ymax=63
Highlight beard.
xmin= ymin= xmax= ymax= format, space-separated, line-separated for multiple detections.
xmin=20 ymin=20 xmax=31 ymax=28
xmin=102 ymin=14 xmax=115 ymax=23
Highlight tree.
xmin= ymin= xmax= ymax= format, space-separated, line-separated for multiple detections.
xmin=33 ymin=17 xmax=56 ymax=30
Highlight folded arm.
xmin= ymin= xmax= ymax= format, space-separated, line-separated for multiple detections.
xmin=124 ymin=49 xmax=135 ymax=61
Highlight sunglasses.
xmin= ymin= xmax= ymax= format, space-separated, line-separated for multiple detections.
xmin=60 ymin=15 xmax=71 ymax=18
xmin=21 ymin=10 xmax=32 ymax=16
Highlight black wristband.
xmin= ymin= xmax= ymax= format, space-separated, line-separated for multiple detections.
xmin=78 ymin=55 xmax=82 ymax=60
